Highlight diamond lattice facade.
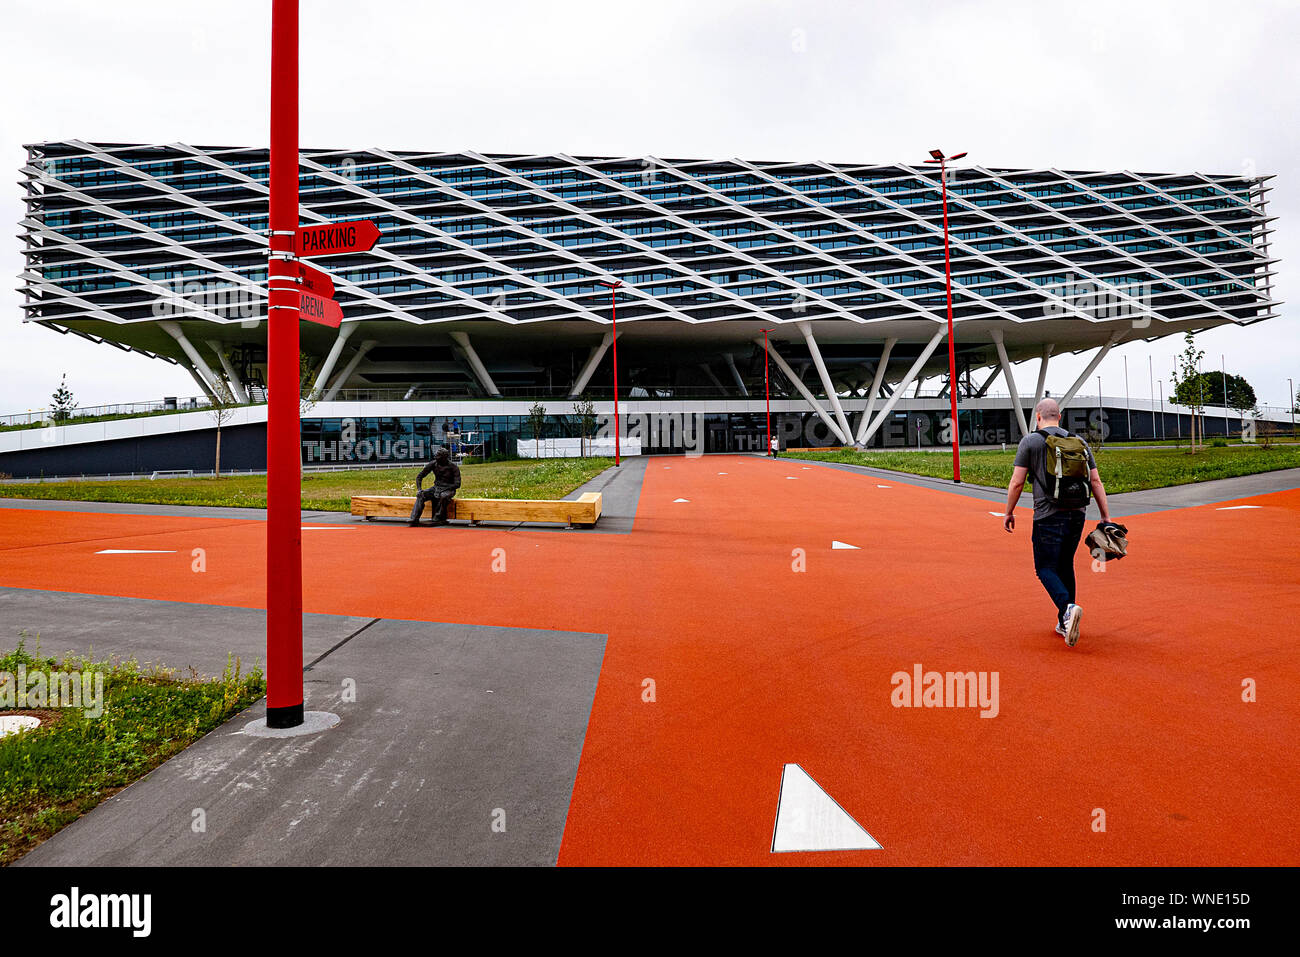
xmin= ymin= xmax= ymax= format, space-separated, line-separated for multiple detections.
xmin=18 ymin=140 xmax=1278 ymax=445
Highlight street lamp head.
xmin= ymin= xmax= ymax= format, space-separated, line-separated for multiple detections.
xmin=598 ymin=279 xmax=622 ymax=289
xmin=928 ymin=149 xmax=944 ymax=161
xmin=949 ymin=151 xmax=968 ymax=161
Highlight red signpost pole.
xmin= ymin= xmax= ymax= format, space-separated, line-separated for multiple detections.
xmin=266 ymin=0 xmax=303 ymax=728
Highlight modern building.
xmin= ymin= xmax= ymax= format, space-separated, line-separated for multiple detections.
xmin=10 ymin=139 xmax=1280 ymax=473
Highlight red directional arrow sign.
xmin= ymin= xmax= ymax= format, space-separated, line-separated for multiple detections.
xmin=297 ymin=218 xmax=380 ymax=257
xmin=299 ymin=290 xmax=343 ymax=328
xmin=298 ymin=261 xmax=335 ymax=299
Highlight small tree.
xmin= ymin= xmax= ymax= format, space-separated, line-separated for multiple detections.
xmin=300 ymin=352 xmax=321 ymax=416
xmin=207 ymin=378 xmax=240 ymax=475
xmin=573 ymin=398 xmax=596 ymax=457
xmin=528 ymin=401 xmax=547 ymax=459
xmin=1173 ymin=332 xmax=1206 ymax=453
xmin=50 ymin=373 xmax=77 ymax=423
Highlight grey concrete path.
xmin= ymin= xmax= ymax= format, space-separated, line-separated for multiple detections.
xmin=0 ymin=456 xmax=649 ymax=534
xmin=10 ymin=593 xmax=605 ymax=866
xmin=0 ymin=497 xmax=343 ymax=523
xmin=0 ymin=586 xmax=370 ymax=678
xmin=781 ymin=457 xmax=1300 ymax=518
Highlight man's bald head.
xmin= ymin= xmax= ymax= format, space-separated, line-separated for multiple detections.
xmin=1035 ymin=398 xmax=1061 ymax=423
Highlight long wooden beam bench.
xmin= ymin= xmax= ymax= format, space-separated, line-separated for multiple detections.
xmin=350 ymin=492 xmax=602 ymax=528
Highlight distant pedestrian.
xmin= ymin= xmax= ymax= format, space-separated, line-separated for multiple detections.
xmin=1002 ymin=399 xmax=1113 ymax=647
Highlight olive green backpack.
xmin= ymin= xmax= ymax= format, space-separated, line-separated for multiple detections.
xmin=1035 ymin=429 xmax=1091 ymax=509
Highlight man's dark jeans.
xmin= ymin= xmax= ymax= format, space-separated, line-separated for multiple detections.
xmin=409 ymin=485 xmax=456 ymax=524
xmin=1031 ymin=510 xmax=1086 ymax=624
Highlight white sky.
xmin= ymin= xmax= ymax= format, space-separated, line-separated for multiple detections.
xmin=1 ymin=0 xmax=1296 ymax=413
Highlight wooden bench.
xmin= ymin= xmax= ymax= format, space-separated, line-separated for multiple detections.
xmin=350 ymin=492 xmax=602 ymax=528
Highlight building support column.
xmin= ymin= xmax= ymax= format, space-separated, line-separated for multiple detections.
xmin=1032 ymin=343 xmax=1055 ymax=409
xmin=449 ymin=330 xmax=501 ymax=396
xmin=860 ymin=328 xmax=947 ymax=445
xmin=323 ymin=338 xmax=377 ymax=401
xmin=309 ymin=322 xmax=356 ymax=398
xmin=698 ymin=362 xmax=728 ymax=395
xmin=754 ymin=336 xmax=848 ymax=444
xmin=206 ymin=340 xmax=250 ymax=403
xmin=723 ymin=352 xmax=749 ymax=396
xmin=854 ymin=337 xmax=896 ymax=444
xmin=159 ymin=320 xmax=223 ymax=396
xmin=796 ymin=321 xmax=853 ymax=442
xmin=972 ymin=367 xmax=1000 ymax=397
xmin=1058 ymin=331 xmax=1124 ymax=411
xmin=184 ymin=361 xmax=218 ymax=401
xmin=569 ymin=330 xmax=615 ymax=397
xmin=991 ymin=329 xmax=1030 ymax=439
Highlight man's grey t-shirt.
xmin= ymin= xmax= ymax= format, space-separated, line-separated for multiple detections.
xmin=1013 ymin=426 xmax=1097 ymax=521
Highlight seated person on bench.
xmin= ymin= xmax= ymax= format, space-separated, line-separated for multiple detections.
xmin=408 ymin=446 xmax=461 ymax=527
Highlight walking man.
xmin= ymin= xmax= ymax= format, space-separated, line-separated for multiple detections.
xmin=1002 ymin=399 xmax=1112 ymax=646
xmin=408 ymin=446 xmax=461 ymax=527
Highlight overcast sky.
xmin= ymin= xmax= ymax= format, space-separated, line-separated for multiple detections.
xmin=1 ymin=0 xmax=1296 ymax=414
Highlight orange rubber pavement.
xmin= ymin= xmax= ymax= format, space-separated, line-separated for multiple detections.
xmin=1 ymin=455 xmax=1296 ymax=865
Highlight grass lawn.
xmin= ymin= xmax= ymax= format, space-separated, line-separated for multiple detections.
xmin=783 ymin=445 xmax=1300 ymax=494
xmin=0 ymin=636 xmax=265 ymax=865
xmin=0 ymin=457 xmax=614 ymax=512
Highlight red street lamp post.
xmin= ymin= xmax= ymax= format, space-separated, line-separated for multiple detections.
xmin=598 ymin=279 xmax=622 ymax=465
xmin=762 ymin=328 xmax=772 ymax=455
xmin=266 ymin=0 xmax=303 ymax=728
xmin=924 ymin=148 xmax=967 ymax=484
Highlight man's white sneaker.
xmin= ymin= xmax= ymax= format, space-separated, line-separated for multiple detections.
xmin=1061 ymin=603 xmax=1082 ymax=647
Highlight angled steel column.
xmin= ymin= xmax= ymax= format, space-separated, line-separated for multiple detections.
xmin=754 ymin=336 xmax=848 ymax=444
xmin=860 ymin=328 xmax=946 ymax=445
xmin=310 ymin=322 xmax=356 ymax=397
xmin=206 ymin=340 xmax=250 ymax=403
xmin=568 ymin=330 xmax=614 ymax=397
xmin=990 ymin=329 xmax=1029 ymax=438
xmin=1032 ymin=343 xmax=1055 ymax=410
xmin=722 ymin=352 xmax=749 ymax=396
xmin=855 ymin=337 xmax=896 ymax=444
xmin=183 ymin=361 xmax=218 ymax=401
xmin=1059 ymin=331 xmax=1124 ymax=411
xmin=796 ymin=321 xmax=853 ymax=441
xmin=698 ymin=362 xmax=729 ymax=395
xmin=449 ymin=330 xmax=501 ymax=396
xmin=973 ymin=367 xmax=1001 ymax=397
xmin=323 ymin=338 xmax=377 ymax=401
xmin=159 ymin=320 xmax=222 ymax=395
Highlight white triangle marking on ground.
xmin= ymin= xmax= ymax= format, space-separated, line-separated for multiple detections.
xmin=717 ymin=471 xmax=728 ymax=475
xmin=1216 ymin=505 xmax=1262 ymax=510
xmin=988 ymin=511 xmax=1004 ymax=517
xmin=786 ymin=476 xmax=797 ymax=480
xmin=876 ymin=484 xmax=892 ymax=488
xmin=772 ymin=764 xmax=881 ymax=852
xmin=673 ymin=498 xmax=690 ymax=503
xmin=831 ymin=541 xmax=860 ymax=550
xmin=302 ymin=526 xmax=355 ymax=530
xmin=95 ymin=549 xmax=176 ymax=555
